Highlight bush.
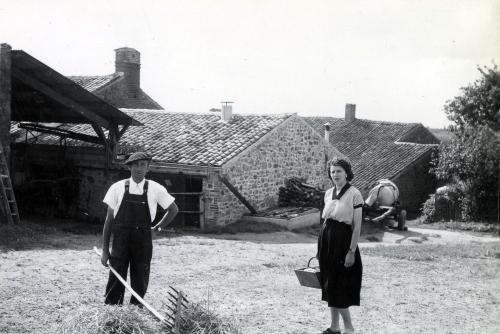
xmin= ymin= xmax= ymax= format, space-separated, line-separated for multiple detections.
xmin=421 ymin=185 xmax=461 ymax=222
xmin=420 ymin=195 xmax=436 ymax=223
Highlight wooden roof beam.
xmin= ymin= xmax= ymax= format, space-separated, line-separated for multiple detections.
xmin=12 ymin=67 xmax=110 ymax=129
xmin=19 ymin=123 xmax=104 ymax=145
xmin=91 ymin=124 xmax=107 ymax=143
xmin=117 ymin=124 xmax=129 ymax=141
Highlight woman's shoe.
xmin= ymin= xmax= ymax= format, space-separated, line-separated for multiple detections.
xmin=322 ymin=328 xmax=341 ymax=334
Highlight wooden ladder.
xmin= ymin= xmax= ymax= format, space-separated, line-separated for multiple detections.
xmin=0 ymin=147 xmax=20 ymax=224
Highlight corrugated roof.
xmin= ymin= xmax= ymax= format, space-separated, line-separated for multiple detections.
xmin=67 ymin=73 xmax=123 ymax=92
xmin=305 ymin=117 xmax=439 ymax=190
xmin=11 ymin=110 xmax=293 ymax=167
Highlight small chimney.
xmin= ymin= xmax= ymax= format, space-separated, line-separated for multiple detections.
xmin=324 ymin=122 xmax=331 ymax=142
xmin=345 ymin=103 xmax=356 ymax=122
xmin=115 ymin=47 xmax=140 ymax=97
xmin=221 ymin=101 xmax=233 ymax=122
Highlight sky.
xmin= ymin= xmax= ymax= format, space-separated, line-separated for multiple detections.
xmin=0 ymin=0 xmax=498 ymax=128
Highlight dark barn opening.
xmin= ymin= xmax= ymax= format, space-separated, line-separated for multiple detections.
xmin=114 ymin=170 xmax=204 ymax=228
xmin=148 ymin=172 xmax=204 ymax=228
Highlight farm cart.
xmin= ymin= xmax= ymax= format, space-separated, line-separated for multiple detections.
xmin=362 ymin=179 xmax=407 ymax=231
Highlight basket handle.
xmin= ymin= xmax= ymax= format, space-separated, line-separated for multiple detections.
xmin=307 ymin=256 xmax=318 ymax=268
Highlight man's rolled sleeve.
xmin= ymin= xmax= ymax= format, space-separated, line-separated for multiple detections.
xmin=157 ymin=186 xmax=175 ymax=209
xmin=103 ymin=183 xmax=118 ymax=211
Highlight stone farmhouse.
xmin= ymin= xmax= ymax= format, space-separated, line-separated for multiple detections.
xmin=2 ymin=43 xmax=438 ymax=226
xmin=4 ymin=44 xmax=341 ymax=227
xmin=305 ymin=104 xmax=440 ymax=212
xmin=11 ymin=108 xmax=340 ymax=227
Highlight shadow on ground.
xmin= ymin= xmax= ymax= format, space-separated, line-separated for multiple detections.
xmin=0 ymin=216 xmax=485 ymax=251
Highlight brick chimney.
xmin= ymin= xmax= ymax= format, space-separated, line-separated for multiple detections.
xmin=115 ymin=47 xmax=140 ymax=97
xmin=345 ymin=103 xmax=356 ymax=122
xmin=324 ymin=122 xmax=331 ymax=142
xmin=221 ymin=102 xmax=233 ymax=122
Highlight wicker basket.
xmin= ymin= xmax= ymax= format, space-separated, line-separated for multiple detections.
xmin=294 ymin=257 xmax=321 ymax=289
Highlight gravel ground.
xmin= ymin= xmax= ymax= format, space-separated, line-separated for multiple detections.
xmin=0 ymin=222 xmax=499 ymax=334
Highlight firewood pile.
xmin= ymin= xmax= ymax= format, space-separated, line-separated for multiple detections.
xmin=252 ymin=206 xmax=317 ymax=218
xmin=278 ymin=177 xmax=325 ymax=209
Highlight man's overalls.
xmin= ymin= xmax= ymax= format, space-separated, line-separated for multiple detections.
xmin=105 ymin=180 xmax=153 ymax=305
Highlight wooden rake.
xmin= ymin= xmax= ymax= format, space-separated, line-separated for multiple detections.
xmin=94 ymin=247 xmax=189 ymax=334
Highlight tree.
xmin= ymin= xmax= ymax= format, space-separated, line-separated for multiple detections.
xmin=432 ymin=65 xmax=500 ymax=221
xmin=444 ymin=66 xmax=500 ymax=132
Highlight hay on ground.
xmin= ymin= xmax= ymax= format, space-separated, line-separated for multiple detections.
xmin=58 ymin=302 xmax=239 ymax=334
xmin=59 ymin=305 xmax=166 ymax=334
xmin=177 ymin=303 xmax=239 ymax=334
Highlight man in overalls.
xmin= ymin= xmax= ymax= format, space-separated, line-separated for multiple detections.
xmin=100 ymin=152 xmax=178 ymax=305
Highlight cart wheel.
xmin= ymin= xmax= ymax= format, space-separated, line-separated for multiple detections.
xmin=397 ymin=209 xmax=407 ymax=231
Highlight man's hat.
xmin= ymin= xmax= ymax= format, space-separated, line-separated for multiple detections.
xmin=124 ymin=152 xmax=152 ymax=165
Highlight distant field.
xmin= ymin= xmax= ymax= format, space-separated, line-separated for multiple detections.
xmin=429 ymin=127 xmax=454 ymax=143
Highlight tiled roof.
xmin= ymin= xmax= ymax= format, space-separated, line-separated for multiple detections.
xmin=305 ymin=117 xmax=439 ymax=190
xmin=67 ymin=73 xmax=123 ymax=92
xmin=67 ymin=73 xmax=162 ymax=109
xmin=11 ymin=110 xmax=293 ymax=167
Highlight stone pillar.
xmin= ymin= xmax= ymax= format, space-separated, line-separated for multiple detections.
xmin=0 ymin=43 xmax=12 ymax=163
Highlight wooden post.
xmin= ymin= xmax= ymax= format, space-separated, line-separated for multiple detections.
xmin=105 ymin=124 xmax=118 ymax=174
xmin=0 ymin=43 xmax=12 ymax=166
xmin=199 ymin=193 xmax=205 ymax=230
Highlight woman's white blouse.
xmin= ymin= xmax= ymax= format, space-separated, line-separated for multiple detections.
xmin=322 ymin=184 xmax=364 ymax=225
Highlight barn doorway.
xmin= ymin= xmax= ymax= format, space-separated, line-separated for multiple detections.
xmin=147 ymin=172 xmax=204 ymax=228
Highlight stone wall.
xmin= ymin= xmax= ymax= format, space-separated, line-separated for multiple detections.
xmin=202 ymin=172 xmax=247 ymax=226
xmin=77 ymin=167 xmax=127 ymax=223
xmin=202 ymin=116 xmax=340 ymax=226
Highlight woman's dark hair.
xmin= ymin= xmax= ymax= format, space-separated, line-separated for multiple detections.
xmin=327 ymin=157 xmax=354 ymax=182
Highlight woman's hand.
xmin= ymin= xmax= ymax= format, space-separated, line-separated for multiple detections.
xmin=344 ymin=250 xmax=355 ymax=267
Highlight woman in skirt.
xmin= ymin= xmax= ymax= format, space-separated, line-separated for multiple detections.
xmin=318 ymin=157 xmax=364 ymax=334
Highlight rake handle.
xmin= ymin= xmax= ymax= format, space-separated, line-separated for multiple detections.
xmin=93 ymin=247 xmax=171 ymax=329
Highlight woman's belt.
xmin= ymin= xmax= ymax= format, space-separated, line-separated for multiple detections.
xmin=113 ymin=224 xmax=151 ymax=230
xmin=324 ymin=218 xmax=352 ymax=227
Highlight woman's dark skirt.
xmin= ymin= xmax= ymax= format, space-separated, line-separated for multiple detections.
xmin=317 ymin=219 xmax=362 ymax=308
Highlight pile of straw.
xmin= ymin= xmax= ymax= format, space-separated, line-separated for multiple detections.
xmin=177 ymin=303 xmax=239 ymax=334
xmin=58 ymin=302 xmax=239 ymax=334
xmin=59 ymin=305 xmax=166 ymax=334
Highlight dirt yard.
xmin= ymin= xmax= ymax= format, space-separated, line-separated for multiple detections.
xmin=0 ymin=219 xmax=499 ymax=334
